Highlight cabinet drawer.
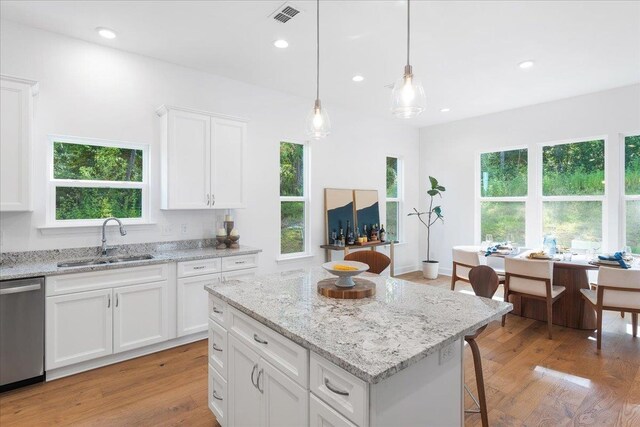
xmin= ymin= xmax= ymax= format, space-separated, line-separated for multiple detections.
xmin=209 ymin=318 xmax=227 ymax=379
xmin=229 ymin=307 xmax=308 ymax=388
xmin=178 ymin=258 xmax=222 ymax=278
xmin=208 ymin=294 xmax=229 ymax=328
xmin=310 ymin=393 xmax=357 ymax=427
xmin=47 ymin=264 xmax=168 ymax=296
xmin=310 ymin=352 xmax=368 ymax=427
xmin=221 ymin=254 xmax=258 ymax=272
xmin=209 ymin=364 xmax=227 ymax=426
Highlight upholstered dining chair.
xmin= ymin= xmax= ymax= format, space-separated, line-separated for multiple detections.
xmin=344 ymin=251 xmax=391 ymax=275
xmin=501 ymin=257 xmax=566 ymax=339
xmin=464 ymin=265 xmax=501 ymax=427
xmin=580 ymin=267 xmax=640 ymax=350
xmin=451 ymin=246 xmax=504 ymax=291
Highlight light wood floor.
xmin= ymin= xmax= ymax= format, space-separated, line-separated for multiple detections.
xmin=1 ymin=272 xmax=638 ymax=426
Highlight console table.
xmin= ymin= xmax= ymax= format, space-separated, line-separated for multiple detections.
xmin=320 ymin=241 xmax=395 ymax=276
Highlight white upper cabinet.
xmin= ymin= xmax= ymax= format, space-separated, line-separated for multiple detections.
xmin=0 ymin=75 xmax=38 ymax=211
xmin=157 ymin=105 xmax=247 ymax=210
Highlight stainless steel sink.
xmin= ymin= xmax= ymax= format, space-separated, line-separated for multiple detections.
xmin=108 ymin=254 xmax=154 ymax=263
xmin=57 ymin=254 xmax=153 ymax=268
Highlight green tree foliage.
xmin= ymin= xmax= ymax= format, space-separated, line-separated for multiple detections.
xmin=543 ymin=140 xmax=604 ymax=195
xmin=54 ymin=142 xmax=143 ymax=220
xmin=386 ymin=157 xmax=398 ymax=198
xmin=480 ymin=148 xmax=527 ymax=197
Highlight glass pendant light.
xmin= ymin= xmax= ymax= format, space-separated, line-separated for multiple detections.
xmin=391 ymin=0 xmax=426 ymax=118
xmin=305 ymin=0 xmax=331 ymax=139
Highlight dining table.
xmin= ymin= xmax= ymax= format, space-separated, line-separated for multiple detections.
xmin=485 ymin=251 xmax=600 ymax=330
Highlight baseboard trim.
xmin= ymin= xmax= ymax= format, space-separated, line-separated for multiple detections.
xmin=46 ymin=331 xmax=207 ymax=381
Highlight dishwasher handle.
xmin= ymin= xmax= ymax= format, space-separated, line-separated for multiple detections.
xmin=0 ymin=283 xmax=42 ymax=295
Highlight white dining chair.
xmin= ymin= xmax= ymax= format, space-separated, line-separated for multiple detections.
xmin=580 ymin=267 xmax=640 ymax=350
xmin=502 ymin=257 xmax=566 ymax=339
xmin=451 ymin=246 xmax=504 ymax=291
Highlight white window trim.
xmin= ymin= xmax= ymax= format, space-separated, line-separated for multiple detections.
xmin=278 ymin=140 xmax=311 ymax=260
xmin=537 ymin=136 xmax=608 ymax=250
xmin=385 ymin=155 xmax=403 ymax=243
xmin=46 ymin=134 xmax=150 ymax=227
xmin=475 ymin=145 xmax=529 ymax=246
xmin=621 ymin=131 xmax=640 ymax=253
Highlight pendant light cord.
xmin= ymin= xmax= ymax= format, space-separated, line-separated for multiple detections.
xmin=316 ymin=0 xmax=320 ymax=101
xmin=406 ymin=0 xmax=411 ymax=67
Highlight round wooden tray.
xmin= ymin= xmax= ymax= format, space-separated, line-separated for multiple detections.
xmin=317 ymin=278 xmax=376 ymax=299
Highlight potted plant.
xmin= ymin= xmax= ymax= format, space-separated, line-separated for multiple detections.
xmin=409 ymin=176 xmax=445 ymax=279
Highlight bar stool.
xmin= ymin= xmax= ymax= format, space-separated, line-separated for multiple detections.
xmin=464 ymin=265 xmax=500 ymax=427
xmin=344 ymin=250 xmax=391 ymax=275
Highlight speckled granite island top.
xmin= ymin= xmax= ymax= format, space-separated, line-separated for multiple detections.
xmin=205 ymin=268 xmax=512 ymax=384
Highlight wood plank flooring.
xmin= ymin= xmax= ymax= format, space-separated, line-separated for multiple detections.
xmin=0 ymin=272 xmax=637 ymax=426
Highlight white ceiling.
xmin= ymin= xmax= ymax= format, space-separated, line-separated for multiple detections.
xmin=2 ymin=1 xmax=639 ymax=127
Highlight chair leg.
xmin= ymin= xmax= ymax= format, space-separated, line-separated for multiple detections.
xmin=596 ymin=309 xmax=603 ymax=350
xmin=450 ymin=275 xmax=456 ymax=291
xmin=466 ymin=337 xmax=489 ymax=427
xmin=632 ymin=313 xmax=638 ymax=338
xmin=546 ymin=297 xmax=553 ymax=340
xmin=501 ymin=290 xmax=508 ymax=327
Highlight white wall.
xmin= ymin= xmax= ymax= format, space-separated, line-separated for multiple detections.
xmin=419 ymin=84 xmax=640 ymax=274
xmin=0 ymin=20 xmax=421 ymax=274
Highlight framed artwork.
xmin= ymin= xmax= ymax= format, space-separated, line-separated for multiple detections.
xmin=324 ymin=188 xmax=355 ymax=244
xmin=354 ymin=189 xmax=380 ymax=233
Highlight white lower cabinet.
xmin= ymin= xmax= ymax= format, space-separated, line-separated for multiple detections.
xmin=46 ymin=288 xmax=113 ymax=370
xmin=227 ymin=334 xmax=308 ymax=427
xmin=309 ymin=394 xmax=357 ymax=427
xmin=113 ymin=281 xmax=169 ymax=353
xmin=209 ymin=363 xmax=228 ymax=426
xmin=262 ymin=358 xmax=308 ymax=427
xmin=177 ymin=273 xmax=220 ymax=336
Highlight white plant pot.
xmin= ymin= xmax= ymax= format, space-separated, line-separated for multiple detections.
xmin=422 ymin=261 xmax=439 ymax=280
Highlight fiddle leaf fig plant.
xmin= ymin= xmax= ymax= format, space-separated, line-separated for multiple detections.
xmin=408 ymin=176 xmax=445 ymax=262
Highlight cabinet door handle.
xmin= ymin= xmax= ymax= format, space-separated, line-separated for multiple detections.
xmin=207 ymin=194 xmax=210 ymax=206
xmin=257 ymin=368 xmax=264 ymax=394
xmin=253 ymin=334 xmax=268 ymax=345
xmin=324 ymin=378 xmax=350 ymax=396
xmin=212 ymin=307 xmax=223 ymax=314
xmin=212 ymin=194 xmax=215 ymax=206
xmin=235 ymin=260 xmax=247 ymax=264
xmin=212 ymin=343 xmax=223 ymax=352
xmin=115 ymin=293 xmax=119 ymax=307
xmin=107 ymin=294 xmax=111 ymax=308
xmin=193 ymin=266 xmax=206 ymax=270
xmin=251 ymin=363 xmax=258 ymax=388
xmin=212 ymin=390 xmax=223 ymax=401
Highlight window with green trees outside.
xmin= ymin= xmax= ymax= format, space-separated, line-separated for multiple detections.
xmin=280 ymin=141 xmax=307 ymax=255
xmin=625 ymin=134 xmax=640 ymax=253
xmin=52 ymin=140 xmax=146 ymax=222
xmin=386 ymin=156 xmax=401 ymax=242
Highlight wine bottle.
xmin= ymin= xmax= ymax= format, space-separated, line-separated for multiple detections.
xmin=338 ymin=228 xmax=345 ymax=247
xmin=346 ymin=220 xmax=355 ymax=245
xmin=380 ymin=224 xmax=386 ymax=242
xmin=363 ymin=224 xmax=368 ymax=242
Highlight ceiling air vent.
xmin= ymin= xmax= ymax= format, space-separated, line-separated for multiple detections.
xmin=270 ymin=3 xmax=301 ymax=24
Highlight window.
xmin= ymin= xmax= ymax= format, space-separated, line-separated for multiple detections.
xmin=624 ymin=134 xmax=640 ymax=253
xmin=386 ymin=156 xmax=402 ymax=242
xmin=478 ymin=148 xmax=527 ymax=245
xmin=49 ymin=136 xmax=148 ymax=224
xmin=542 ymin=139 xmax=604 ymax=249
xmin=279 ymin=141 xmax=309 ymax=257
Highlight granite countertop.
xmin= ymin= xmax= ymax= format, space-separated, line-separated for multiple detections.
xmin=205 ymin=268 xmax=512 ymax=384
xmin=0 ymin=245 xmax=262 ymax=281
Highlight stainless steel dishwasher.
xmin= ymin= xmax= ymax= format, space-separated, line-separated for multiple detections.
xmin=0 ymin=277 xmax=45 ymax=392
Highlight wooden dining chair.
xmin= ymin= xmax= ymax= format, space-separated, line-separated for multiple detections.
xmin=501 ymin=257 xmax=566 ymax=339
xmin=464 ymin=265 xmax=501 ymax=427
xmin=344 ymin=250 xmax=391 ymax=275
xmin=451 ymin=246 xmax=504 ymax=290
xmin=580 ymin=267 xmax=640 ymax=350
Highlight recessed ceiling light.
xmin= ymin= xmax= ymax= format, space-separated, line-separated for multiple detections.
xmin=274 ymin=39 xmax=289 ymax=49
xmin=352 ymin=75 xmax=364 ymax=82
xmin=519 ymin=60 xmax=534 ymax=69
xmin=440 ymin=108 xmax=451 ymax=113
xmin=96 ymin=27 xmax=116 ymax=39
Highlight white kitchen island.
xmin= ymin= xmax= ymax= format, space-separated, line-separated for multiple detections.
xmin=205 ymin=269 xmax=512 ymax=427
